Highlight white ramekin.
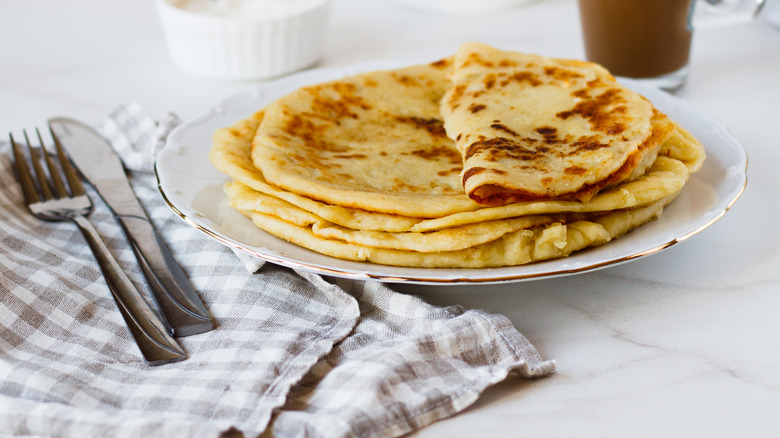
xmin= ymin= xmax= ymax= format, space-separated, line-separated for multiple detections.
xmin=155 ymin=0 xmax=333 ymax=81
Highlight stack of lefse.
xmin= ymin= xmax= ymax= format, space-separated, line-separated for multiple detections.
xmin=209 ymin=42 xmax=706 ymax=268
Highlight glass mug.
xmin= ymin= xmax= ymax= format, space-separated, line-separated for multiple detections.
xmin=577 ymin=0 xmax=766 ymax=90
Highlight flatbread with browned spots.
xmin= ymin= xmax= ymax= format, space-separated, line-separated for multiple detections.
xmin=441 ymin=42 xmax=675 ymax=206
xmin=210 ymin=108 xmax=700 ymax=234
xmin=250 ymin=58 xmax=482 ymax=218
xmin=207 ymin=50 xmax=706 ymax=268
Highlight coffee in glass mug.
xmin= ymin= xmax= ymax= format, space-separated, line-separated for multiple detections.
xmin=578 ymin=0 xmax=765 ymax=90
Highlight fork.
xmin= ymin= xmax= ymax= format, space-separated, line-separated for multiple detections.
xmin=10 ymin=127 xmax=187 ymax=366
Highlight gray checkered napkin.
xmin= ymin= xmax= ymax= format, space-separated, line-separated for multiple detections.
xmin=0 ymin=103 xmax=555 ymax=438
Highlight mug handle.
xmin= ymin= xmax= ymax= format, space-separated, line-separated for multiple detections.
xmin=692 ymin=0 xmax=766 ymax=28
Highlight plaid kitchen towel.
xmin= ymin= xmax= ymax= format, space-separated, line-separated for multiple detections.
xmin=0 ymin=103 xmax=555 ymax=438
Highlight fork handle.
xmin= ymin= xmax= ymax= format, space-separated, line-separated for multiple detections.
xmin=71 ymin=215 xmax=187 ymax=366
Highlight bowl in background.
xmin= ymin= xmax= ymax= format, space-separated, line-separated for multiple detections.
xmin=156 ymin=0 xmax=333 ymax=80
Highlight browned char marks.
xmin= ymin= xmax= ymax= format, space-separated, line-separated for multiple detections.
xmin=502 ymin=72 xmax=543 ymax=87
xmin=394 ymin=116 xmax=448 ymax=138
xmin=544 ymin=66 xmax=584 ymax=82
xmin=465 ymin=137 xmax=545 ymax=162
xmin=408 ymin=145 xmax=462 ymax=165
xmin=461 ymin=166 xmax=487 ymax=185
xmin=332 ymin=153 xmax=368 ymax=160
xmin=430 ymin=58 xmax=451 ymax=69
xmin=556 ymin=88 xmax=628 ymax=134
xmin=462 ymin=52 xmax=495 ymax=69
xmin=447 ymin=84 xmax=467 ymax=109
xmin=282 ymin=114 xmax=348 ymax=153
xmin=566 ymin=135 xmax=610 ymax=155
xmin=306 ymin=82 xmax=373 ymax=122
xmin=491 ymin=123 xmax=519 ymax=137
xmin=437 ymin=167 xmax=463 ymax=177
xmin=535 ymin=126 xmax=562 ymax=145
xmin=468 ymin=103 xmax=487 ymax=114
xmin=564 ymin=165 xmax=587 ymax=176
xmin=483 ymin=73 xmax=497 ymax=90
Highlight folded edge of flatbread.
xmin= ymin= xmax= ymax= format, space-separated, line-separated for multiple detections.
xmin=441 ymin=42 xmax=676 ymax=206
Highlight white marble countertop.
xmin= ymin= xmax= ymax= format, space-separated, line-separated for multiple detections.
xmin=2 ymin=0 xmax=780 ymax=436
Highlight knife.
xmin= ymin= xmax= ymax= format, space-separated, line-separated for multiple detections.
xmin=49 ymin=117 xmax=214 ymax=337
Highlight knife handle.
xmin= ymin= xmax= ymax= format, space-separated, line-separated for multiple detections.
xmin=117 ymin=215 xmax=214 ymax=337
xmin=72 ymin=216 xmax=187 ymax=365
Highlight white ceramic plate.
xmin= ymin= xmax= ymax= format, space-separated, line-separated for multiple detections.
xmin=156 ymin=60 xmax=747 ymax=285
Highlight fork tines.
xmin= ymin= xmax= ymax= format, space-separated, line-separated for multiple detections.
xmin=9 ymin=127 xmax=85 ymax=206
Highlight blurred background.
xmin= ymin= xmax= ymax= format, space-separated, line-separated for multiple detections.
xmin=1 ymin=0 xmax=778 ymax=136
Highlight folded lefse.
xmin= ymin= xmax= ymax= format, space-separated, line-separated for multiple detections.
xmin=443 ymin=42 xmax=677 ymax=206
xmin=208 ymin=43 xmax=706 ymax=269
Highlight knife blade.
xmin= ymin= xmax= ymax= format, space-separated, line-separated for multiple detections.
xmin=49 ymin=117 xmax=214 ymax=337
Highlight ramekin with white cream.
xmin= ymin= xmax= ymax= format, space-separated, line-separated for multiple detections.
xmin=156 ymin=0 xmax=333 ymax=80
